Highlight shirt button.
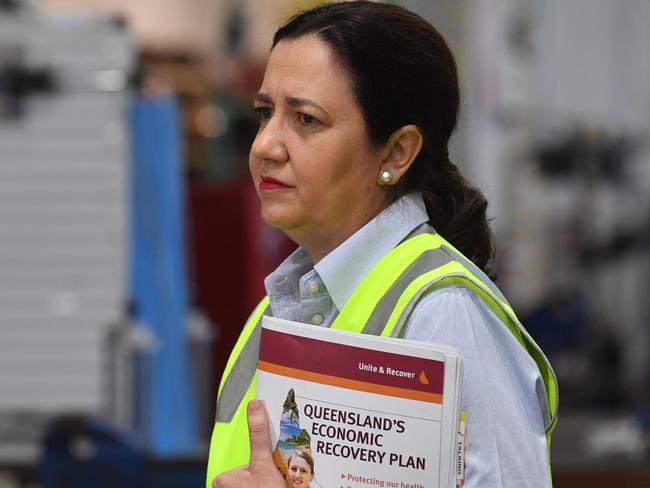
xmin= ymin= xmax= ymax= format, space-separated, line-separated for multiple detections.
xmin=306 ymin=281 xmax=320 ymax=294
xmin=311 ymin=314 xmax=323 ymax=325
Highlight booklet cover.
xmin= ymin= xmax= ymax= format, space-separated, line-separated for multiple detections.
xmin=257 ymin=316 xmax=464 ymax=488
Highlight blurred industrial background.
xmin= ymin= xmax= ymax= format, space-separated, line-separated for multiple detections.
xmin=0 ymin=0 xmax=649 ymax=486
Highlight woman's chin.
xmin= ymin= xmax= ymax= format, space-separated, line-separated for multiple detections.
xmin=260 ymin=207 xmax=297 ymax=231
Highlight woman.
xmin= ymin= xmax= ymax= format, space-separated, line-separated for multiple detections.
xmin=287 ymin=450 xmax=314 ymax=488
xmin=209 ymin=2 xmax=557 ymax=487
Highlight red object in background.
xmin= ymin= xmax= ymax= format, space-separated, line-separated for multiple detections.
xmin=187 ymin=174 xmax=295 ymax=419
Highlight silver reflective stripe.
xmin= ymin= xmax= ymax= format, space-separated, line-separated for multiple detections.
xmin=439 ymin=245 xmax=507 ymax=303
xmin=535 ymin=377 xmax=551 ymax=430
xmin=361 ymin=249 xmax=453 ymax=336
xmin=388 ymin=272 xmax=445 ymax=339
xmin=215 ymin=305 xmax=270 ymax=423
xmin=389 ymin=273 xmax=558 ymax=432
xmin=329 ymin=309 xmax=340 ymax=324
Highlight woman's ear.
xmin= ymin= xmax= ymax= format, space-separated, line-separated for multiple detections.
xmin=378 ymin=124 xmax=423 ymax=185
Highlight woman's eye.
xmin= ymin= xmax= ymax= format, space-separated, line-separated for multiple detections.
xmin=298 ymin=113 xmax=318 ymax=126
xmin=254 ymin=107 xmax=273 ymax=121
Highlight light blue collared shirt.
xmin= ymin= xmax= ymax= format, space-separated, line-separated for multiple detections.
xmin=264 ymin=193 xmax=550 ymax=488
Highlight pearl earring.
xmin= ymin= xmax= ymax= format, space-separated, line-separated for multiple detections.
xmin=378 ymin=169 xmax=393 ymax=185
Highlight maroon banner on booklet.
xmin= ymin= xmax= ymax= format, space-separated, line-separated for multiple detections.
xmin=258 ymin=327 xmax=445 ymax=403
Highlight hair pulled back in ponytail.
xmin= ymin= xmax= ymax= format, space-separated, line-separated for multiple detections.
xmin=273 ymin=1 xmax=495 ymax=274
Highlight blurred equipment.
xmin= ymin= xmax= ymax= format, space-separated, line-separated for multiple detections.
xmin=0 ymin=61 xmax=55 ymax=119
xmin=124 ymin=95 xmax=198 ymax=455
xmin=522 ymin=128 xmax=650 ymax=408
xmin=41 ymin=416 xmax=146 ymax=488
xmin=0 ymin=0 xmax=19 ymax=12
xmin=40 ymin=415 xmax=205 ymax=488
xmin=0 ymin=1 xmax=133 ymax=480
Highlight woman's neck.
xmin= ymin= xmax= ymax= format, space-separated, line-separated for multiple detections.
xmin=288 ymin=199 xmax=392 ymax=264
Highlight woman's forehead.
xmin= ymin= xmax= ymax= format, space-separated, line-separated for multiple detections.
xmin=261 ymin=37 xmax=353 ymax=105
xmin=269 ymin=36 xmax=334 ymax=71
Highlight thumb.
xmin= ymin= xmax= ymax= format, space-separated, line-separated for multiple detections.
xmin=247 ymin=399 xmax=275 ymax=472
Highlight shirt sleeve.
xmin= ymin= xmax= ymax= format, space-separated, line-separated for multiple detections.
xmin=403 ymin=286 xmax=550 ymax=488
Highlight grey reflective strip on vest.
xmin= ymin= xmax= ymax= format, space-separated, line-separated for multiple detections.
xmin=387 ymin=272 xmax=558 ymax=432
xmin=361 ymin=249 xmax=453 ymax=336
xmin=215 ymin=304 xmax=270 ymax=423
xmin=439 ymin=245 xmax=507 ymax=303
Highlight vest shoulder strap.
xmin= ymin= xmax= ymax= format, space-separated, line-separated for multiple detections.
xmin=334 ymin=232 xmax=558 ymax=437
xmin=332 ymin=233 xmax=452 ymax=332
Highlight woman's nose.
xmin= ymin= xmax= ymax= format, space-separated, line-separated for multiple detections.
xmin=250 ymin=117 xmax=289 ymax=163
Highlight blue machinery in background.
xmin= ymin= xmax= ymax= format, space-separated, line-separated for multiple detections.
xmin=128 ymin=95 xmax=198 ymax=456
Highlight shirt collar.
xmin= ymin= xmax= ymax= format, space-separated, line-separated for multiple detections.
xmin=315 ymin=192 xmax=429 ymax=311
xmin=264 ymin=246 xmax=312 ymax=298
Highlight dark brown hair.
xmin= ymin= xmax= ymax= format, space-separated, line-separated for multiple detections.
xmin=273 ymin=1 xmax=495 ymax=274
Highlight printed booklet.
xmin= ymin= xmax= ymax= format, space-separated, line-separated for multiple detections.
xmin=256 ymin=315 xmax=465 ymax=488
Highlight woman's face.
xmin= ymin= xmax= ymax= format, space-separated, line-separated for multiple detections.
xmin=288 ymin=455 xmax=313 ymax=488
xmin=250 ymin=35 xmax=387 ymax=261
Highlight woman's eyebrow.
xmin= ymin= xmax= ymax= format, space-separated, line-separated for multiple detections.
xmin=255 ymin=93 xmax=330 ymax=117
xmin=286 ymin=96 xmax=329 ymax=116
xmin=255 ymin=93 xmax=273 ymax=104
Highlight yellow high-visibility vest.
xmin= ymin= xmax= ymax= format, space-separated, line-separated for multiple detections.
xmin=206 ymin=232 xmax=558 ymax=486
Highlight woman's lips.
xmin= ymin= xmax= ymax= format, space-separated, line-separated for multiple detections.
xmin=259 ymin=176 xmax=291 ymax=191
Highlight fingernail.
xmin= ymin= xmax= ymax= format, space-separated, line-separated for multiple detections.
xmin=249 ymin=399 xmax=262 ymax=411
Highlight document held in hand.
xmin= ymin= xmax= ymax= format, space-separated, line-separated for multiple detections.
xmin=257 ymin=315 xmax=464 ymax=488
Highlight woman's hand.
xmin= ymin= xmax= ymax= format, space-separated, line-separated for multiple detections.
xmin=212 ymin=399 xmax=285 ymax=488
